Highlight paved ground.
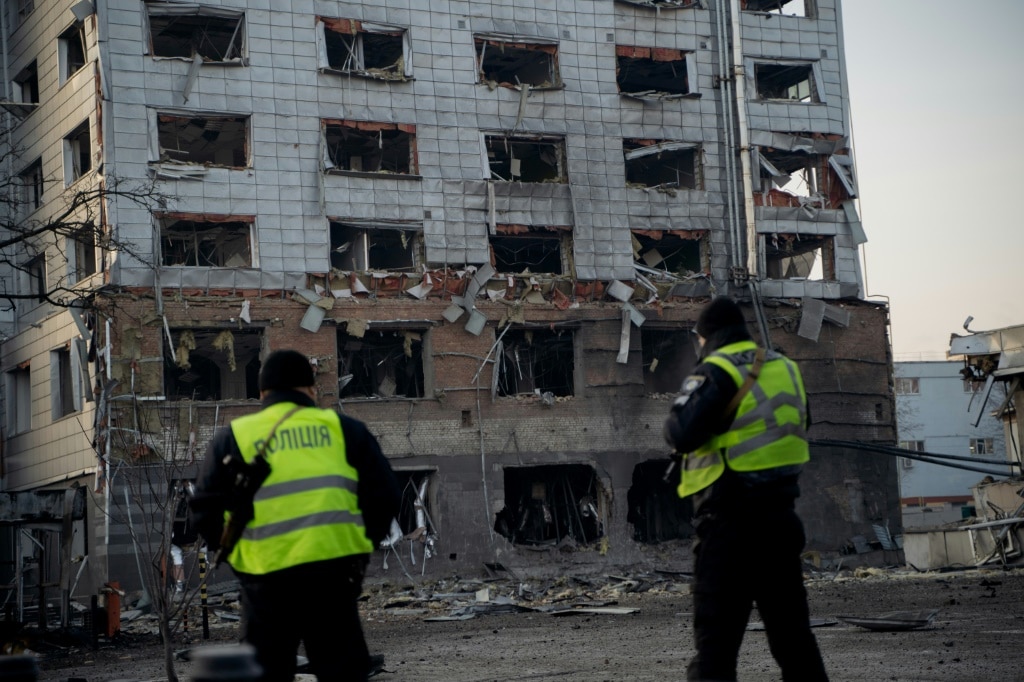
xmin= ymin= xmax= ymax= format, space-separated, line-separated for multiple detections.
xmin=35 ymin=566 xmax=1024 ymax=681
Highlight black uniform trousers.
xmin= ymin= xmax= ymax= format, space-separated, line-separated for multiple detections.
xmin=687 ymin=506 xmax=829 ymax=682
xmin=237 ymin=555 xmax=371 ymax=682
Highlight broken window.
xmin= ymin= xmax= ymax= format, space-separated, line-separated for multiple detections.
xmin=58 ymin=21 xmax=87 ymax=84
xmin=164 ymin=328 xmax=262 ymax=401
xmin=69 ymin=225 xmax=97 ymax=283
xmin=641 ymin=327 xmax=698 ymax=394
xmin=338 ymin=327 xmax=425 ymax=399
xmin=381 ymin=470 xmax=437 ymax=555
xmin=17 ymin=158 xmax=43 ymax=212
xmin=754 ymin=61 xmax=819 ymax=102
xmin=624 ymin=140 xmax=700 ymax=190
xmin=754 ymin=148 xmax=856 ymax=208
xmin=627 ymin=460 xmax=694 ymax=543
xmin=63 ymin=120 xmax=92 ymax=184
xmin=743 ymin=0 xmax=813 ymax=16
xmin=146 ymin=4 xmax=245 ymax=62
xmin=317 ymin=18 xmax=410 ymax=80
xmin=494 ymin=464 xmax=604 ymax=546
xmin=323 ymin=120 xmax=418 ymax=175
xmin=475 ymin=36 xmax=560 ymax=89
xmin=50 ymin=346 xmax=76 ymax=419
xmin=490 ymin=225 xmax=570 ymax=275
xmin=157 ymin=115 xmax=249 ymax=167
xmin=485 ymin=134 xmax=566 ymax=183
xmin=969 ymin=438 xmax=994 ymax=456
xmin=617 ymin=46 xmax=695 ymax=99
xmin=895 ymin=377 xmax=919 ymax=395
xmin=160 ymin=215 xmax=254 ymax=268
xmin=632 ymin=230 xmax=706 ymax=278
xmin=13 ymin=60 xmax=38 ymax=104
xmin=6 ymin=364 xmax=31 ymax=435
xmin=330 ymin=221 xmax=421 ymax=271
xmin=497 ymin=328 xmax=575 ymax=397
xmin=763 ymin=233 xmax=834 ymax=280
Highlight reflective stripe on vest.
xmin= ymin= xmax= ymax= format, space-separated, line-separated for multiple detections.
xmin=227 ymin=402 xmax=373 ymax=574
xmin=677 ymin=341 xmax=810 ymax=498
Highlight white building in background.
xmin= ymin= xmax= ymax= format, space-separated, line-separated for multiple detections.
xmin=895 ymin=361 xmax=1008 ymax=527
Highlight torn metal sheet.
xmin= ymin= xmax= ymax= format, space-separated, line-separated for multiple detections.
xmin=239 ymin=300 xmax=251 ymax=324
xmin=842 ymin=200 xmax=867 ymax=245
xmin=838 ymin=610 xmax=938 ymax=632
xmin=624 ymin=141 xmax=696 ymax=161
xmin=607 ymin=280 xmax=635 ymax=302
xmin=406 ymin=280 xmax=432 ymax=300
xmin=798 ymin=298 xmax=825 ymax=341
xmin=442 ymin=304 xmax=464 ymax=323
xmin=464 ymin=310 xmax=487 ymax=336
xmin=623 ymin=302 xmax=646 ymax=327
xmin=549 ymin=607 xmax=639 ymax=616
xmin=617 ymin=309 xmax=631 ymax=364
xmin=182 ymin=53 xmax=202 ymax=103
xmin=748 ymin=618 xmax=836 ymax=631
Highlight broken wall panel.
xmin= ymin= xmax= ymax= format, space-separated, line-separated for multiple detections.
xmin=495 ymin=464 xmax=604 ymax=546
xmin=317 ymin=18 xmax=411 ymax=80
xmin=485 ymin=134 xmax=567 ymax=183
xmin=324 ymin=120 xmax=418 ymax=175
xmin=624 ymin=140 xmax=701 ymax=190
xmin=159 ymin=214 xmax=254 ymax=268
xmin=146 ymin=4 xmax=246 ymax=62
xmin=475 ymin=36 xmax=561 ymax=89
xmin=338 ymin=327 xmax=426 ymax=399
xmin=156 ymin=114 xmax=248 ymax=167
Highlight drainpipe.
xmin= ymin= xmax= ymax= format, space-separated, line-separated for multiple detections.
xmin=714 ymin=1 xmax=741 ymax=271
xmin=728 ymin=0 xmax=759 ymax=278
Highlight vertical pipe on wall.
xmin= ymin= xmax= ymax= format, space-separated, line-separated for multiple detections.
xmin=728 ymin=0 xmax=759 ymax=278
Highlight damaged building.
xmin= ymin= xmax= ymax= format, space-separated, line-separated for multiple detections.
xmin=0 ymin=0 xmax=898 ymax=611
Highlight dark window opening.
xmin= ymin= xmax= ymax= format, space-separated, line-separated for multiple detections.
xmin=494 ymin=464 xmax=604 ymax=546
xmin=158 ymin=115 xmax=248 ymax=167
xmin=476 ymin=37 xmax=560 ymax=88
xmin=641 ymin=327 xmax=698 ymax=394
xmin=632 ymin=231 xmax=704 ymax=277
xmin=164 ymin=328 xmax=261 ymax=401
xmin=71 ymin=226 xmax=97 ymax=282
xmin=64 ymin=121 xmax=92 ymax=183
xmin=160 ymin=217 xmax=252 ymax=268
xmin=627 ymin=460 xmax=694 ymax=543
xmin=755 ymin=62 xmax=817 ymax=102
xmin=338 ymin=328 xmax=425 ymax=399
xmin=59 ymin=22 xmax=87 ymax=83
xmin=322 ymin=19 xmax=406 ymax=79
xmin=497 ymin=328 xmax=574 ymax=397
xmin=764 ymin=233 xmax=834 ymax=280
xmin=485 ymin=134 xmax=566 ymax=183
xmin=386 ymin=471 xmax=436 ymax=541
xmin=624 ymin=140 xmax=700 ymax=189
xmin=756 ymin=149 xmax=854 ymax=208
xmin=13 ymin=61 xmax=38 ymax=104
xmin=52 ymin=347 xmax=75 ymax=418
xmin=8 ymin=365 xmax=31 ymax=435
xmin=743 ymin=0 xmax=812 ymax=16
xmin=617 ymin=46 xmax=690 ymax=97
xmin=24 ymin=255 xmax=45 ymax=302
xmin=324 ymin=121 xmax=416 ymax=175
xmin=17 ymin=159 xmax=43 ymax=211
xmin=491 ymin=227 xmax=567 ymax=274
xmin=330 ymin=222 xmax=420 ymax=271
xmin=148 ymin=9 xmax=245 ymax=61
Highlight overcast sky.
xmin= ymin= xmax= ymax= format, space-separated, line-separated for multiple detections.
xmin=839 ymin=1 xmax=1023 ymax=359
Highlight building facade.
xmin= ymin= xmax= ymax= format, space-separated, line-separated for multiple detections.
xmin=0 ymin=0 xmax=897 ymax=603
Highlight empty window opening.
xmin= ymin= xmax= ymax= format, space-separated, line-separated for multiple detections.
xmin=627 ymin=460 xmax=694 ymax=543
xmin=13 ymin=60 xmax=38 ymax=104
xmin=164 ymin=328 xmax=261 ymax=401
xmin=21 ymin=255 xmax=45 ymax=303
xmin=624 ymin=140 xmax=700 ymax=190
xmin=70 ymin=226 xmax=97 ymax=282
xmin=485 ymin=134 xmax=566 ymax=183
xmin=50 ymin=346 xmax=76 ymax=419
xmin=617 ymin=46 xmax=691 ymax=98
xmin=497 ymin=328 xmax=575 ymax=397
xmin=63 ymin=121 xmax=92 ymax=184
xmin=755 ymin=149 xmax=854 ymax=208
xmin=632 ymin=230 xmax=705 ymax=278
xmin=494 ymin=464 xmax=604 ymax=546
xmin=743 ymin=0 xmax=812 ymax=16
xmin=160 ymin=216 xmax=253 ymax=268
xmin=158 ymin=115 xmax=248 ymax=167
xmin=755 ymin=62 xmax=817 ymax=102
xmin=6 ymin=364 xmax=31 ymax=435
xmin=476 ymin=37 xmax=560 ymax=88
xmin=338 ymin=328 xmax=425 ymax=399
xmin=17 ymin=159 xmax=43 ymax=212
xmin=763 ymin=233 xmax=834 ymax=280
xmin=384 ymin=470 xmax=437 ymax=542
xmin=491 ymin=225 xmax=570 ymax=275
xmin=330 ymin=221 xmax=421 ymax=272
xmin=319 ymin=18 xmax=409 ymax=80
xmin=641 ymin=327 xmax=698 ymax=394
xmin=147 ymin=6 xmax=245 ymax=62
xmin=324 ymin=120 xmax=417 ymax=175
xmin=58 ymin=21 xmax=87 ymax=83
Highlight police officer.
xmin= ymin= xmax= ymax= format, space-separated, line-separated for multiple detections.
xmin=192 ymin=349 xmax=400 ymax=682
xmin=663 ymin=297 xmax=828 ymax=682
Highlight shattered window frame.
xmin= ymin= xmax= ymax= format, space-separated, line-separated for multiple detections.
xmin=640 ymin=326 xmax=699 ymax=395
xmin=616 ymin=46 xmax=697 ymax=100
xmin=627 ymin=460 xmax=694 ymax=543
xmin=496 ymin=327 xmax=576 ymax=398
xmin=743 ymin=0 xmax=814 ymax=17
xmin=323 ymin=120 xmax=419 ymax=177
xmin=69 ymin=224 xmax=98 ymax=284
xmin=484 ymin=133 xmax=567 ymax=183
xmin=155 ymin=113 xmax=250 ymax=168
xmin=49 ymin=345 xmax=77 ymax=419
xmin=145 ymin=3 xmax=246 ymax=64
xmin=63 ymin=120 xmax=92 ymax=185
xmin=163 ymin=327 xmax=263 ymax=401
xmin=13 ymin=59 xmax=38 ymax=105
xmin=16 ymin=157 xmax=43 ymax=213
xmin=623 ymin=140 xmax=702 ymax=190
xmin=159 ymin=214 xmax=256 ymax=269
xmin=337 ymin=326 xmax=428 ymax=401
xmin=761 ymin=233 xmax=835 ymax=281
xmin=316 ymin=18 xmax=412 ymax=81
xmin=490 ymin=225 xmax=572 ymax=276
xmin=383 ymin=469 xmax=438 ymax=548
xmin=753 ymin=147 xmax=856 ymax=208
xmin=329 ymin=220 xmax=423 ymax=272
xmin=475 ymin=35 xmax=562 ymax=90
xmin=494 ymin=464 xmax=605 ymax=547
xmin=58 ymin=20 xmax=87 ymax=84
xmin=6 ymin=363 xmax=31 ymax=435
xmin=751 ymin=59 xmax=824 ymax=103
xmin=631 ymin=229 xmax=707 ymax=279
xmin=894 ymin=377 xmax=920 ymax=395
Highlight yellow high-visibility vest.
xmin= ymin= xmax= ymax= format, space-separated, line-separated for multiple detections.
xmin=678 ymin=341 xmax=810 ymax=498
xmin=227 ymin=402 xmax=373 ymax=574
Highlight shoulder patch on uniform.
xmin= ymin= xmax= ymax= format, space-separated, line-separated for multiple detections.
xmin=681 ymin=375 xmax=706 ymax=394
